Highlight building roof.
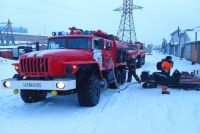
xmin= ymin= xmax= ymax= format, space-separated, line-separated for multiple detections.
xmin=170 ymin=29 xmax=180 ymax=36
xmin=185 ymin=28 xmax=200 ymax=43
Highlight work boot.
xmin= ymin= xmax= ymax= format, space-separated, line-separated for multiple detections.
xmin=127 ymin=80 xmax=131 ymax=82
xmin=162 ymin=91 xmax=170 ymax=94
xmin=162 ymin=86 xmax=170 ymax=95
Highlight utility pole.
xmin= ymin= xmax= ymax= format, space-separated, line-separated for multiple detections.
xmin=114 ymin=0 xmax=143 ymax=43
xmin=0 ymin=19 xmax=15 ymax=45
xmin=0 ymin=32 xmax=3 ymax=45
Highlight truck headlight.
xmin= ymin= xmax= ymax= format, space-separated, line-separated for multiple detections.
xmin=3 ymin=81 xmax=11 ymax=88
xmin=15 ymin=66 xmax=19 ymax=70
xmin=56 ymin=82 xmax=65 ymax=89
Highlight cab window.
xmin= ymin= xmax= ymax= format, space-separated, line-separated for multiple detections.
xmin=93 ymin=39 xmax=104 ymax=50
xmin=48 ymin=38 xmax=66 ymax=49
xmin=94 ymin=40 xmax=100 ymax=50
xmin=106 ymin=42 xmax=112 ymax=51
xmin=128 ymin=45 xmax=137 ymax=50
xmin=67 ymin=38 xmax=91 ymax=49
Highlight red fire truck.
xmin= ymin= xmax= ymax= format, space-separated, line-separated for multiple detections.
xmin=1 ymin=27 xmax=128 ymax=107
xmin=127 ymin=42 xmax=145 ymax=68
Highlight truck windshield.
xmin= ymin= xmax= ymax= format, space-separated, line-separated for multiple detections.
xmin=128 ymin=45 xmax=137 ymax=50
xmin=67 ymin=38 xmax=91 ymax=49
xmin=48 ymin=38 xmax=66 ymax=49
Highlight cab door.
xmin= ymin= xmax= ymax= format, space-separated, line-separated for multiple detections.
xmin=102 ymin=40 xmax=113 ymax=70
xmin=93 ymin=39 xmax=103 ymax=68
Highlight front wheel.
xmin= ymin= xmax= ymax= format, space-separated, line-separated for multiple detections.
xmin=77 ymin=75 xmax=100 ymax=107
xmin=20 ymin=90 xmax=47 ymax=103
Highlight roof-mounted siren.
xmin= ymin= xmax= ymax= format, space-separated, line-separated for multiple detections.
xmin=52 ymin=32 xmax=57 ymax=36
xmin=83 ymin=30 xmax=93 ymax=35
xmin=108 ymin=34 xmax=119 ymax=41
xmin=69 ymin=27 xmax=84 ymax=35
xmin=92 ymin=30 xmax=108 ymax=39
xmin=58 ymin=31 xmax=69 ymax=36
xmin=58 ymin=31 xmax=63 ymax=36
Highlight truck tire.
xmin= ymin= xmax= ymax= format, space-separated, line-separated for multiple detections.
xmin=77 ymin=75 xmax=100 ymax=107
xmin=137 ymin=57 xmax=142 ymax=68
xmin=109 ymin=69 xmax=121 ymax=89
xmin=121 ymin=67 xmax=126 ymax=84
xmin=20 ymin=90 xmax=47 ymax=103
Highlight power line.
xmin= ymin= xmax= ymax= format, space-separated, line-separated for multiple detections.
xmin=1 ymin=4 xmax=120 ymax=25
xmin=87 ymin=1 xmax=109 ymax=7
xmin=40 ymin=0 xmax=102 ymax=18
xmin=39 ymin=0 xmax=120 ymax=23
xmin=1 ymin=4 xmax=70 ymax=17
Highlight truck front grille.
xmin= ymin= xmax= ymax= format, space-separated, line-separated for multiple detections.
xmin=20 ymin=58 xmax=49 ymax=73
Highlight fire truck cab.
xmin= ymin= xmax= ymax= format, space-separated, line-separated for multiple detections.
xmin=127 ymin=42 xmax=145 ymax=68
xmin=1 ymin=27 xmax=128 ymax=107
xmin=135 ymin=42 xmax=145 ymax=68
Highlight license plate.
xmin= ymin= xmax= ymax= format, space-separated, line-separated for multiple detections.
xmin=23 ymin=83 xmax=42 ymax=88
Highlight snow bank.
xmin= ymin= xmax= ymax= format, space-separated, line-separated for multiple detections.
xmin=0 ymin=51 xmax=200 ymax=133
xmin=0 ymin=57 xmax=7 ymax=63
xmin=0 ymin=57 xmax=17 ymax=80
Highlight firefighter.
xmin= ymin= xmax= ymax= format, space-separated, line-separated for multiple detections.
xmin=127 ymin=56 xmax=141 ymax=83
xmin=160 ymin=56 xmax=173 ymax=94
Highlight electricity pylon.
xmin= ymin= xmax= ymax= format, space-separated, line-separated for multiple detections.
xmin=0 ymin=19 xmax=15 ymax=45
xmin=114 ymin=0 xmax=143 ymax=43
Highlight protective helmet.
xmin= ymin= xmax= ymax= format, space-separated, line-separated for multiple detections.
xmin=166 ymin=56 xmax=172 ymax=60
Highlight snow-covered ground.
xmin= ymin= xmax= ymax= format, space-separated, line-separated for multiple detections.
xmin=0 ymin=51 xmax=200 ymax=133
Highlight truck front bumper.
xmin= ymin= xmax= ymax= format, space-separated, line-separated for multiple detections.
xmin=1 ymin=78 xmax=76 ymax=91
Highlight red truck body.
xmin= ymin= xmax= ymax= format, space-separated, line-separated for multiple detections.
xmin=127 ymin=42 xmax=145 ymax=68
xmin=1 ymin=27 xmax=128 ymax=107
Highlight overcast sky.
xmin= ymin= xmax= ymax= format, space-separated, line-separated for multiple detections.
xmin=1 ymin=0 xmax=200 ymax=45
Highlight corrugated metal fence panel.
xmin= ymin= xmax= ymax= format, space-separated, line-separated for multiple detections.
xmin=191 ymin=44 xmax=198 ymax=62
xmin=183 ymin=44 xmax=191 ymax=60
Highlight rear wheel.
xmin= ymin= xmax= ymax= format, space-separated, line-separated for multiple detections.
xmin=20 ymin=90 xmax=47 ymax=103
xmin=77 ymin=75 xmax=100 ymax=107
xmin=121 ymin=67 xmax=126 ymax=84
xmin=109 ymin=69 xmax=121 ymax=89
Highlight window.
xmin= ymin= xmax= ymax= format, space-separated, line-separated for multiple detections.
xmin=48 ymin=38 xmax=66 ymax=49
xmin=67 ymin=38 xmax=91 ymax=49
xmin=128 ymin=45 xmax=137 ymax=50
xmin=94 ymin=40 xmax=100 ymax=49
xmin=106 ymin=42 xmax=112 ymax=51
